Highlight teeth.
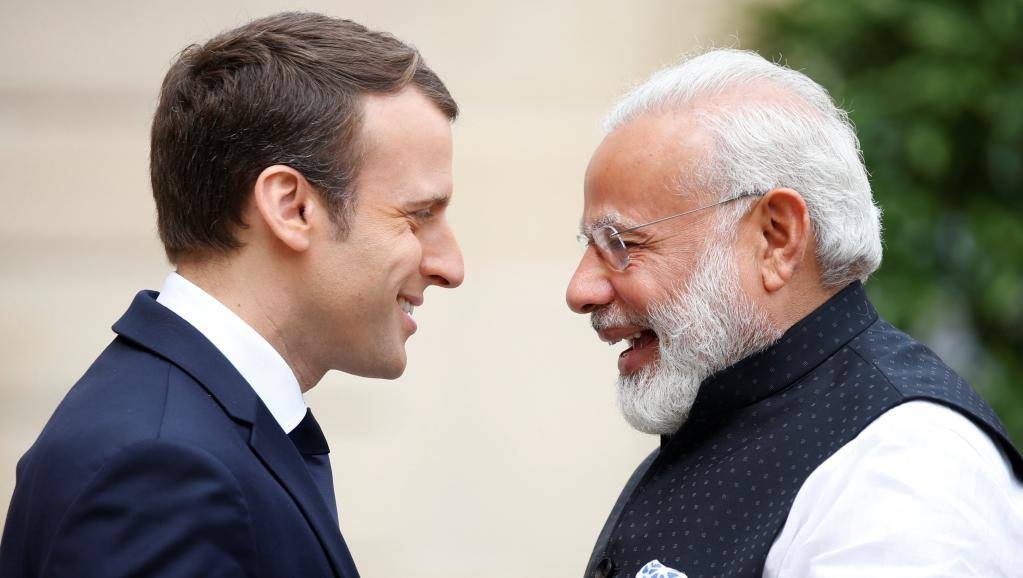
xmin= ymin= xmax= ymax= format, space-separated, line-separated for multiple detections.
xmin=606 ymin=331 xmax=647 ymax=346
xmin=398 ymin=297 xmax=414 ymax=316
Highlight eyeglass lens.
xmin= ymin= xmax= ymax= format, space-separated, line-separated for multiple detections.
xmin=592 ymin=226 xmax=629 ymax=271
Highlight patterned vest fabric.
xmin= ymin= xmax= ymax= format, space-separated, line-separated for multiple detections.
xmin=584 ymin=282 xmax=1023 ymax=578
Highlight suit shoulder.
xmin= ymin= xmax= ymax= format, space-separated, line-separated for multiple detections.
xmin=12 ymin=339 xmax=173 ymax=498
xmin=4 ymin=339 xmax=184 ymax=574
xmin=30 ymin=338 xmax=175 ymax=460
xmin=20 ymin=335 xmax=246 ymax=488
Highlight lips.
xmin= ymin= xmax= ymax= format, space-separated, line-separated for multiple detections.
xmin=597 ymin=326 xmax=660 ymax=374
xmin=397 ymin=295 xmax=421 ymax=335
xmin=596 ymin=325 xmax=647 ymax=345
xmin=397 ymin=296 xmax=415 ymax=316
xmin=623 ymin=329 xmax=657 ymax=351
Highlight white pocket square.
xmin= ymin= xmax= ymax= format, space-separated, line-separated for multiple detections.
xmin=636 ymin=559 xmax=687 ymax=578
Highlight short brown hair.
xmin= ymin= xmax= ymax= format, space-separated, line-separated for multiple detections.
xmin=150 ymin=12 xmax=458 ymax=263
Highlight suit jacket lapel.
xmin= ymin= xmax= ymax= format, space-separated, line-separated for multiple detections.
xmin=249 ymin=404 xmax=360 ymax=577
xmin=113 ymin=290 xmax=359 ymax=578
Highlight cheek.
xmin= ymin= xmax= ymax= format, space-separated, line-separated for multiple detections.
xmin=736 ymin=259 xmax=763 ymax=298
xmin=615 ymin=250 xmax=705 ymax=310
xmin=367 ymin=234 xmax=424 ymax=290
xmin=648 ymin=254 xmax=692 ymax=287
xmin=729 ymin=236 xmax=762 ymax=293
xmin=613 ymin=274 xmax=669 ymax=311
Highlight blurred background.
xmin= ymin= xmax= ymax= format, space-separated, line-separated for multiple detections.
xmin=1 ymin=1 xmax=1019 ymax=576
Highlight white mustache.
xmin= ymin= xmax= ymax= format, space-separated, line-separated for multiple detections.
xmin=591 ymin=304 xmax=649 ymax=333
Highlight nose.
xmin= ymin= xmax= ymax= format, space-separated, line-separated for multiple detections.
xmin=566 ymin=247 xmax=614 ymax=314
xmin=421 ymin=217 xmax=465 ymax=289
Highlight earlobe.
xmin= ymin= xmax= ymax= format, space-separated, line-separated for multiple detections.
xmin=252 ymin=165 xmax=313 ymax=252
xmin=757 ymin=188 xmax=810 ymax=293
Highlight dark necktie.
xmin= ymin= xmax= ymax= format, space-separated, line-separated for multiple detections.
xmin=287 ymin=408 xmax=339 ymax=524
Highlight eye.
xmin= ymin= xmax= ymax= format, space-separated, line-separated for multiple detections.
xmin=411 ymin=208 xmax=434 ymax=220
xmin=616 ymin=234 xmax=643 ymax=249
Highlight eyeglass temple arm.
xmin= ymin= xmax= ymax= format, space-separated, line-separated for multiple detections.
xmin=611 ymin=192 xmax=763 ymax=237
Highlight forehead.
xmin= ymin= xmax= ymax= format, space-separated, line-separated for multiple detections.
xmin=356 ymin=88 xmax=454 ymax=205
xmin=582 ymin=110 xmax=711 ymax=227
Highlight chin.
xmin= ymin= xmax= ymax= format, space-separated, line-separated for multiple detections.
xmin=375 ymin=362 xmax=406 ymax=380
xmin=351 ymin=354 xmax=407 ymax=380
xmin=328 ymin=343 xmax=408 ymax=380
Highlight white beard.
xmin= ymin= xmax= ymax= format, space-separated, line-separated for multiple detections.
xmin=593 ymin=241 xmax=783 ymax=435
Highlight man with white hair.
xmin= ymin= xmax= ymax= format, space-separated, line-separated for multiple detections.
xmin=568 ymin=49 xmax=1023 ymax=578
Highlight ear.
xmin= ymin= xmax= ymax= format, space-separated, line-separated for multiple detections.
xmin=750 ymin=188 xmax=812 ymax=293
xmin=251 ymin=165 xmax=314 ymax=253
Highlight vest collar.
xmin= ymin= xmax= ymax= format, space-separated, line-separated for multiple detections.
xmin=671 ymin=282 xmax=878 ymax=436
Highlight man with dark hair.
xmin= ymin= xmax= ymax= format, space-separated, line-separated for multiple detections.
xmin=0 ymin=12 xmax=463 ymax=578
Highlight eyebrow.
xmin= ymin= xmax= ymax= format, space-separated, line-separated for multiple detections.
xmin=579 ymin=212 xmax=634 ymax=235
xmin=404 ymin=192 xmax=451 ymax=211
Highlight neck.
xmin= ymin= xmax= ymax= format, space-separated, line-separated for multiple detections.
xmin=175 ymin=259 xmax=324 ymax=392
xmin=765 ymin=274 xmax=844 ymax=334
xmin=761 ymin=254 xmax=847 ymax=331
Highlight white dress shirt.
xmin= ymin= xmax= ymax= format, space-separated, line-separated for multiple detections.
xmin=764 ymin=399 xmax=1023 ymax=577
xmin=156 ymin=272 xmax=307 ymax=434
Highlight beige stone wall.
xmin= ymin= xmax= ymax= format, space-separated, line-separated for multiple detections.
xmin=0 ymin=1 xmax=751 ymax=575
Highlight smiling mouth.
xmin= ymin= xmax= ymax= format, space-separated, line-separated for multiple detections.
xmin=618 ymin=330 xmax=657 ymax=356
xmin=601 ymin=328 xmax=659 ymax=374
xmin=398 ymin=297 xmax=415 ymax=317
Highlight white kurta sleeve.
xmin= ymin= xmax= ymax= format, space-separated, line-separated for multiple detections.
xmin=764 ymin=400 xmax=1023 ymax=578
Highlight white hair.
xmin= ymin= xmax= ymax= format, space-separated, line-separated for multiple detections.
xmin=604 ymin=49 xmax=883 ymax=287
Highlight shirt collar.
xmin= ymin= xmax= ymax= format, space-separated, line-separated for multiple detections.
xmin=680 ymin=281 xmax=878 ymax=426
xmin=155 ymin=272 xmax=307 ymax=433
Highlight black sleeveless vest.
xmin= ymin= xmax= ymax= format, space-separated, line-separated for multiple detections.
xmin=584 ymin=282 xmax=1023 ymax=578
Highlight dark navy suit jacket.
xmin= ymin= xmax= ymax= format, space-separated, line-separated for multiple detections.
xmin=0 ymin=291 xmax=360 ymax=577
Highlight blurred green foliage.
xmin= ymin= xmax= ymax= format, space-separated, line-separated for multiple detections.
xmin=750 ymin=0 xmax=1023 ymax=446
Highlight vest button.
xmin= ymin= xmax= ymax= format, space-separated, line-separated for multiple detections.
xmin=593 ymin=557 xmax=614 ymax=578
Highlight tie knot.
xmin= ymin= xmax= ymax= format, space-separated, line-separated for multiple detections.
xmin=287 ymin=409 xmax=330 ymax=455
